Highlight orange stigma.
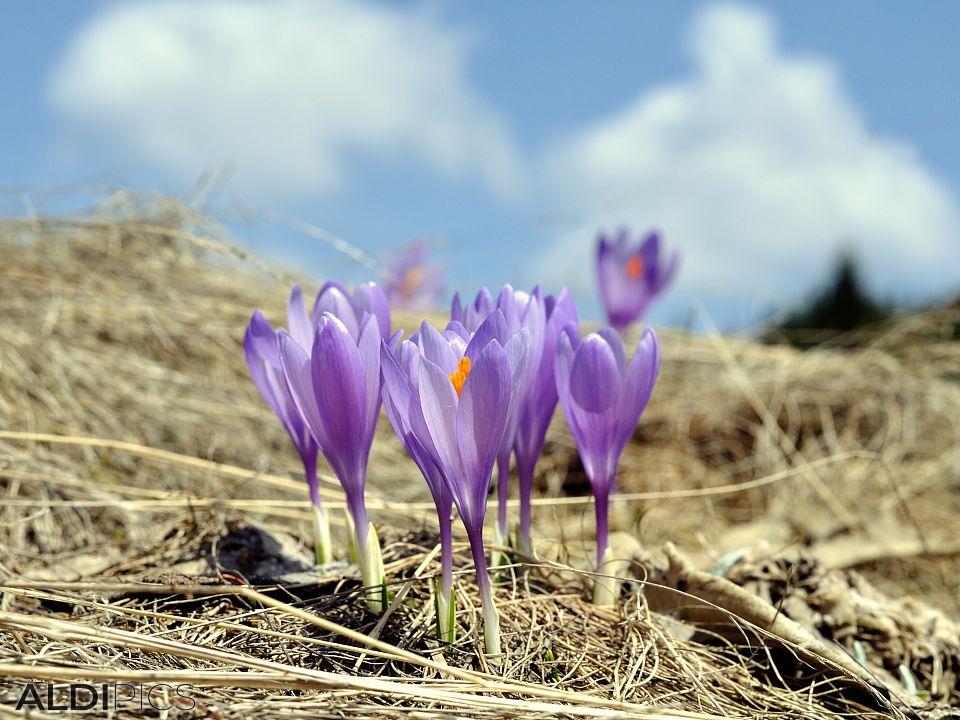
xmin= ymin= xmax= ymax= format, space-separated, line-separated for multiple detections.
xmin=399 ymin=266 xmax=425 ymax=297
xmin=626 ymin=255 xmax=644 ymax=280
xmin=448 ymin=357 xmax=471 ymax=397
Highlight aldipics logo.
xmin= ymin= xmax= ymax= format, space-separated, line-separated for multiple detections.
xmin=11 ymin=682 xmax=197 ymax=712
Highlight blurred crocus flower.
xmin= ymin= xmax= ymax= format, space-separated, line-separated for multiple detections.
xmin=555 ymin=325 xmax=660 ymax=605
xmin=382 ymin=240 xmax=445 ymax=310
xmin=279 ymin=290 xmax=390 ymax=612
xmin=512 ymin=289 xmax=579 ymax=556
xmin=451 ymin=286 xmax=545 ymax=560
xmin=384 ymin=312 xmax=528 ymax=655
xmin=244 ymin=299 xmax=331 ymax=565
xmin=597 ymin=229 xmax=679 ymax=331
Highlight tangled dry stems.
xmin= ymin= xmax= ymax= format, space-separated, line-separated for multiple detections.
xmin=0 ymin=188 xmax=958 ymax=717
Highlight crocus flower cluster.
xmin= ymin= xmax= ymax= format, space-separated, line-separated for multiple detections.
xmin=246 ymin=262 xmax=666 ymax=651
xmin=597 ymin=229 xmax=679 ymax=332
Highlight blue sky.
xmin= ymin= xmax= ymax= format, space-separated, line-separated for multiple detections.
xmin=3 ymin=1 xmax=960 ymax=329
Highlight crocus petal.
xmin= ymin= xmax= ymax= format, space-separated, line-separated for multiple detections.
xmin=314 ymin=285 xmax=360 ymax=340
xmin=417 ymin=320 xmax=458 ymax=374
xmin=617 ymin=327 xmax=661 ymax=451
xmin=495 ymin=284 xmax=518 ymax=325
xmin=416 ymin=357 xmax=463 ymax=485
xmin=639 ymin=230 xmax=660 ymax=262
xmin=381 ymin=339 xmax=412 ymax=425
xmin=310 ymin=314 xmax=366 ymax=483
xmin=278 ymin=330 xmax=330 ymax=452
xmin=514 ymin=288 xmax=579 ymax=469
xmin=381 ymin=339 xmax=450 ymax=505
xmin=245 ymin=314 xmax=303 ymax=446
xmin=596 ymin=327 xmax=627 ymax=378
xmin=442 ymin=321 xmax=470 ymax=358
xmin=501 ymin=328 xmax=529 ymax=410
xmin=464 ymin=309 xmax=508 ymax=363
xmin=443 ymin=320 xmax=471 ymax=343
xmin=450 ymin=293 xmax=464 ymax=324
xmin=464 ymin=287 xmax=495 ymax=331
xmin=554 ymin=326 xmax=585 ymax=443
xmin=245 ymin=310 xmax=281 ymax=368
xmin=356 ymin=313 xmax=382 ymax=442
xmin=287 ymin=284 xmax=314 ymax=350
xmin=353 ymin=282 xmax=391 ymax=341
xmin=456 ymin=339 xmax=510 ymax=522
xmin=570 ymin=334 xmax=621 ymax=413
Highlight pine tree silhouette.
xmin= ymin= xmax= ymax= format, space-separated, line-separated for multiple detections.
xmin=768 ymin=254 xmax=887 ymax=348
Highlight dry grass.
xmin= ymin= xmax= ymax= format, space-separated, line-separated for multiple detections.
xmin=0 ymin=189 xmax=958 ymax=718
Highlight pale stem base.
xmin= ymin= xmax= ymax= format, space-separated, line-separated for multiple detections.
xmin=592 ymin=547 xmax=620 ymax=607
xmin=312 ymin=504 xmax=333 ymax=566
xmin=489 ymin=523 xmax=509 ymax=570
xmin=360 ymin=522 xmax=386 ymax=614
xmin=482 ymin=593 xmax=502 ymax=657
xmin=435 ymin=581 xmax=455 ymax=643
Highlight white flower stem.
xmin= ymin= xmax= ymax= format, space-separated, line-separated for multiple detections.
xmin=312 ymin=504 xmax=333 ymax=566
xmin=359 ymin=523 xmax=386 ymax=613
xmin=490 ymin=522 xmax=509 ymax=570
xmin=434 ymin=579 xmax=455 ymax=643
xmin=592 ymin=546 xmax=620 ymax=607
xmin=482 ymin=592 xmax=502 ymax=656
xmin=469 ymin=534 xmax=502 ymax=656
xmin=344 ymin=508 xmax=359 ymax=565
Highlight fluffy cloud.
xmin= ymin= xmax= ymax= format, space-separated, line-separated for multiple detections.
xmin=49 ymin=0 xmax=522 ymax=199
xmin=539 ymin=3 xmax=960 ymax=305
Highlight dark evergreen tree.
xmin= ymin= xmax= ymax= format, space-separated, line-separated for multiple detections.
xmin=766 ymin=254 xmax=888 ymax=348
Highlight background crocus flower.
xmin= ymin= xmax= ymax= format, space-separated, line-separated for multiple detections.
xmin=380 ymin=334 xmax=456 ymax=641
xmin=394 ymin=313 xmax=528 ymax=655
xmin=279 ymin=310 xmax=387 ymax=612
xmin=555 ymin=325 xmax=660 ymax=604
xmin=450 ymin=285 xmax=495 ymax=332
xmin=451 ymin=286 xmax=545 ymax=560
xmin=310 ymin=280 xmax=392 ymax=343
xmin=597 ymin=229 xmax=679 ymax=332
xmin=382 ymin=240 xmax=445 ymax=310
xmin=244 ymin=292 xmax=332 ymax=565
xmin=512 ymin=289 xmax=579 ymax=556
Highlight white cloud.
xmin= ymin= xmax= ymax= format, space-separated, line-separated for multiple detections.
xmin=49 ymin=0 xmax=523 ymax=199
xmin=539 ymin=3 xmax=960 ymax=305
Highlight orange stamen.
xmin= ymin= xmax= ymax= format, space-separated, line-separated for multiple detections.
xmin=626 ymin=255 xmax=644 ymax=280
xmin=448 ymin=357 xmax=471 ymax=397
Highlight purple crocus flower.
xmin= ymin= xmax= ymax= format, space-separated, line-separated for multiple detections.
xmin=385 ymin=312 xmax=528 ymax=654
xmin=512 ymin=289 xmax=579 ymax=556
xmin=554 ymin=325 xmax=660 ymax=593
xmin=597 ymin=229 xmax=679 ymax=332
xmin=380 ymin=333 xmax=456 ymax=641
xmin=279 ymin=308 xmax=387 ymax=611
xmin=244 ymin=287 xmax=331 ymax=564
xmin=382 ymin=240 xmax=445 ymax=310
xmin=451 ymin=286 xmax=545 ymax=557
